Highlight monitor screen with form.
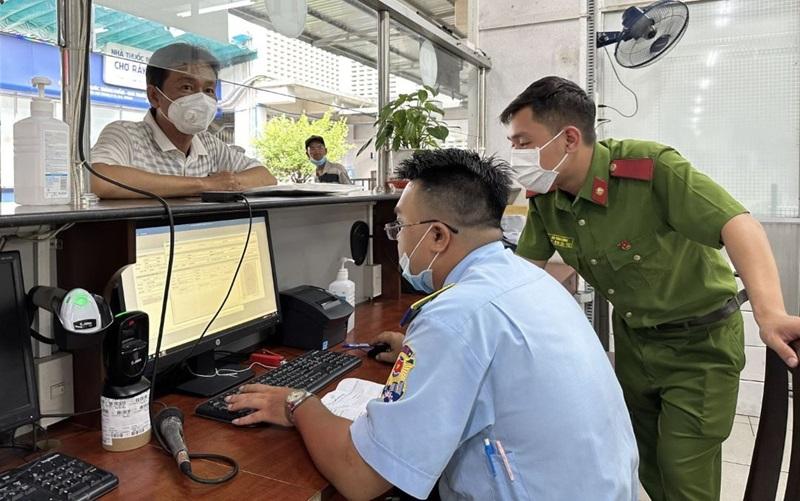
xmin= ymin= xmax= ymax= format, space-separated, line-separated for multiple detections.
xmin=120 ymin=215 xmax=280 ymax=364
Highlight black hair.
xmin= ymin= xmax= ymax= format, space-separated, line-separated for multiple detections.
xmin=500 ymin=76 xmax=596 ymax=144
xmin=305 ymin=135 xmax=325 ymax=149
xmin=396 ymin=149 xmax=511 ymax=230
xmin=146 ymin=43 xmax=221 ymax=90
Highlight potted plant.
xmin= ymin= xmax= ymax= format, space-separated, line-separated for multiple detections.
xmin=357 ymin=86 xmax=450 ymax=175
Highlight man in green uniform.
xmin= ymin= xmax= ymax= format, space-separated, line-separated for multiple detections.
xmin=501 ymin=76 xmax=800 ymax=500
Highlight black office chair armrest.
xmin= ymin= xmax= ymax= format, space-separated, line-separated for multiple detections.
xmin=744 ymin=340 xmax=800 ymax=501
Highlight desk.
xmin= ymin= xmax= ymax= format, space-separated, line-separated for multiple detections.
xmin=0 ymin=263 xmax=577 ymax=500
xmin=0 ymin=297 xmax=414 ymax=501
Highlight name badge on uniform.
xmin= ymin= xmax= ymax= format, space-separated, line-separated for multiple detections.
xmin=548 ymin=234 xmax=575 ymax=249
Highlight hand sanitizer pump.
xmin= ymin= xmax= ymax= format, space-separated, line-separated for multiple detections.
xmin=13 ymin=77 xmax=71 ymax=205
xmin=328 ymin=258 xmax=356 ymax=333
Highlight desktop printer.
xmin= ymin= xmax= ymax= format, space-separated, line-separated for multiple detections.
xmin=279 ymin=285 xmax=354 ymax=350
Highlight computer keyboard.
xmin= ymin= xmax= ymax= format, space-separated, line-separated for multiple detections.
xmin=0 ymin=451 xmax=118 ymax=500
xmin=196 ymin=349 xmax=362 ymax=424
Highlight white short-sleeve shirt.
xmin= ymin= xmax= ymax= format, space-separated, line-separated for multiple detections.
xmin=90 ymin=110 xmax=261 ymax=177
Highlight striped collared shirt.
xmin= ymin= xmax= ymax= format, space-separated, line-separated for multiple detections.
xmin=90 ymin=110 xmax=261 ymax=177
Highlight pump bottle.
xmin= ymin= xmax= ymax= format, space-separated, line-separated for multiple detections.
xmin=329 ymin=258 xmax=356 ymax=333
xmin=13 ymin=77 xmax=71 ymax=205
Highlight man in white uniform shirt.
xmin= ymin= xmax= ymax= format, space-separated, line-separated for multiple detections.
xmin=91 ymin=43 xmax=276 ymax=198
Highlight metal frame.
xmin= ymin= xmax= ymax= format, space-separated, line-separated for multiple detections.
xmin=58 ymin=0 xmax=93 ymax=206
xmin=478 ymin=67 xmax=486 ymax=153
xmin=377 ymin=9 xmax=391 ymax=192
xmin=357 ymin=0 xmax=491 ymax=69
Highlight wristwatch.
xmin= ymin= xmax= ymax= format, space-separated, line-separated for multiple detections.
xmin=285 ymin=389 xmax=315 ymax=425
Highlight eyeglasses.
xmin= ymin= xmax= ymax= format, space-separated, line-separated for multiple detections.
xmin=383 ymin=219 xmax=459 ymax=241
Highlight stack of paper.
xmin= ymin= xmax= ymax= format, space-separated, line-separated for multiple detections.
xmin=244 ymin=183 xmax=366 ymax=197
xmin=320 ymin=378 xmax=384 ymax=421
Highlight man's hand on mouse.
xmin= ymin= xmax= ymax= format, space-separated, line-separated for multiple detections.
xmin=371 ymin=331 xmax=405 ymax=363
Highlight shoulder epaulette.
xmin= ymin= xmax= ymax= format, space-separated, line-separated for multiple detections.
xmin=609 ymin=158 xmax=654 ymax=181
xmin=400 ymin=283 xmax=456 ymax=327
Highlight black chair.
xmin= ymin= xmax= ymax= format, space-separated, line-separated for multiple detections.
xmin=743 ymin=340 xmax=800 ymax=500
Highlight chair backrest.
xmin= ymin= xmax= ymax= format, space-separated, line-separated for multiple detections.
xmin=743 ymin=341 xmax=800 ymax=500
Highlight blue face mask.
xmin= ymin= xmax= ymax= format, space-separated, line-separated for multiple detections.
xmin=399 ymin=225 xmax=439 ymax=294
xmin=310 ymin=156 xmax=327 ymax=167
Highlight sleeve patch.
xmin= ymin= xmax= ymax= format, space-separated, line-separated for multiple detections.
xmin=382 ymin=345 xmax=416 ymax=402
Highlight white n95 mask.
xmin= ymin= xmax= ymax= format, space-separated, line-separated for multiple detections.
xmin=157 ymin=89 xmax=217 ymax=135
xmin=510 ymin=130 xmax=569 ymax=194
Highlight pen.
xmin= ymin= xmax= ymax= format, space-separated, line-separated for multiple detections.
xmin=343 ymin=343 xmax=370 ymax=349
xmin=483 ymin=438 xmax=496 ymax=477
xmin=495 ymin=440 xmax=515 ymax=481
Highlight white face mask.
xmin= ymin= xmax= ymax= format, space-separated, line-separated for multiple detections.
xmin=398 ymin=225 xmax=439 ymax=294
xmin=157 ymin=88 xmax=217 ymax=135
xmin=510 ymin=129 xmax=569 ymax=194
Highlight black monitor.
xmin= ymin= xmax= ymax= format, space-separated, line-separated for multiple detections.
xmin=118 ymin=213 xmax=281 ymax=396
xmin=0 ymin=251 xmax=40 ymax=433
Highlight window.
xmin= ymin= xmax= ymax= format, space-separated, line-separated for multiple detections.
xmin=0 ymin=0 xmax=59 ymax=192
xmin=389 ymin=22 xmax=479 ymax=150
xmin=599 ymin=0 xmax=800 ymax=217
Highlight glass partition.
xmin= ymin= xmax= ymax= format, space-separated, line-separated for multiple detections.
xmin=0 ymin=0 xmax=485 ymax=199
xmin=388 ymin=19 xmax=479 ymax=151
xmin=0 ymin=0 xmax=59 ymax=198
xmin=90 ymin=0 xmax=380 ymax=184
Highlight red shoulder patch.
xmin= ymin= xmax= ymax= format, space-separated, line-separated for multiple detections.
xmin=609 ymin=159 xmax=654 ymax=181
xmin=591 ymin=177 xmax=608 ymax=205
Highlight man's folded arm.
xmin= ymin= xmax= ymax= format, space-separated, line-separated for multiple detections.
xmin=235 ymin=165 xmax=277 ymax=188
xmin=90 ymin=163 xmax=208 ymax=199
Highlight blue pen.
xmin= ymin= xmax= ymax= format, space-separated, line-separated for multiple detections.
xmin=483 ymin=438 xmax=496 ymax=477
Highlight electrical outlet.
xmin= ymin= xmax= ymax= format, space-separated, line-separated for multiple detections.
xmin=365 ymin=264 xmax=382 ymax=299
xmin=35 ymin=352 xmax=74 ymax=428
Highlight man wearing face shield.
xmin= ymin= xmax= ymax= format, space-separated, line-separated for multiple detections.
xmin=224 ymin=149 xmax=638 ymax=500
xmin=90 ymin=43 xmax=276 ymax=199
xmin=502 ymin=76 xmax=800 ymax=501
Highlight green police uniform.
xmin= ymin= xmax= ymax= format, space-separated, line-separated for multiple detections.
xmin=516 ymin=138 xmax=748 ymax=501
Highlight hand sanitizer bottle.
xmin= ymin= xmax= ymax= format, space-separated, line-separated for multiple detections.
xmin=13 ymin=77 xmax=71 ymax=205
xmin=329 ymin=258 xmax=356 ymax=333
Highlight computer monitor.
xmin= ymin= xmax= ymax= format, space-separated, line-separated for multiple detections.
xmin=118 ymin=213 xmax=280 ymax=396
xmin=0 ymin=251 xmax=40 ymax=433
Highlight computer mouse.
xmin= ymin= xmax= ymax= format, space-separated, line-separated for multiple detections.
xmin=367 ymin=342 xmax=392 ymax=359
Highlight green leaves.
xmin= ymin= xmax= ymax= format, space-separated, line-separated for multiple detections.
xmin=429 ymin=125 xmax=449 ymax=141
xmin=252 ymin=109 xmax=353 ymax=183
xmin=357 ymin=86 xmax=449 ymax=156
